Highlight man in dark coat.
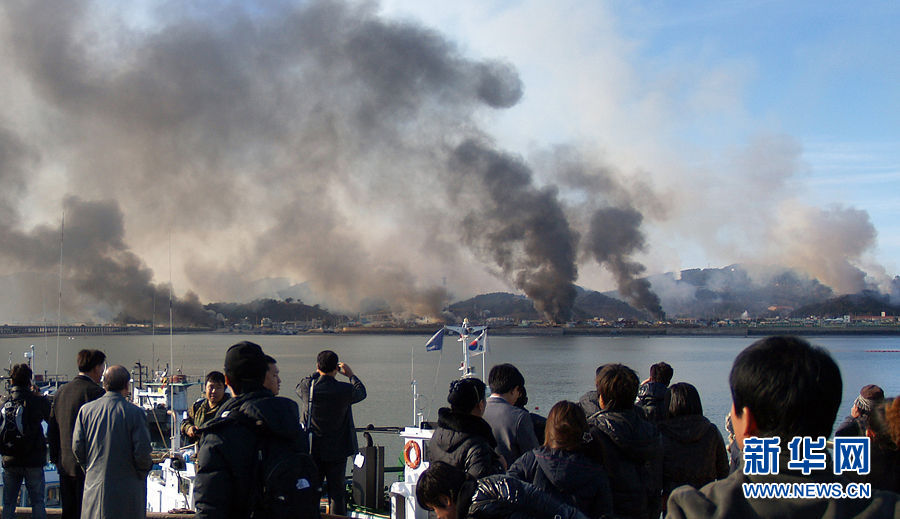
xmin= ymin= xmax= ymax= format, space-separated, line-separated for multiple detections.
xmin=1 ymin=364 xmax=51 ymax=519
xmin=667 ymin=336 xmax=900 ymax=519
xmin=587 ymin=364 xmax=662 ymax=519
xmin=416 ymin=461 xmax=590 ymax=519
xmin=194 ymin=341 xmax=315 ymax=519
xmin=634 ymin=362 xmax=672 ymax=423
xmin=47 ymin=349 xmax=106 ymax=519
xmin=73 ymin=365 xmax=152 ymax=519
xmin=297 ymin=350 xmax=367 ymax=516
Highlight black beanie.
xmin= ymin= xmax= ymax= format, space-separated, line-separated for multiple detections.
xmin=224 ymin=341 xmax=268 ymax=384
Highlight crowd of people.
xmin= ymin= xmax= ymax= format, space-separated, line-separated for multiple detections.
xmin=417 ymin=336 xmax=900 ymax=519
xmin=0 ymin=335 xmax=898 ymax=519
xmin=0 ymin=342 xmax=364 ymax=519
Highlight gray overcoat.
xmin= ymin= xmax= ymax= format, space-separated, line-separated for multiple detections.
xmin=74 ymin=391 xmax=153 ymax=519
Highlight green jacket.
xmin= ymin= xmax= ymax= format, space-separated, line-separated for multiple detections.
xmin=181 ymin=393 xmax=231 ymax=441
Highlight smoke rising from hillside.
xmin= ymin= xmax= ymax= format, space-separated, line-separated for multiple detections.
xmin=0 ymin=1 xmax=891 ymax=324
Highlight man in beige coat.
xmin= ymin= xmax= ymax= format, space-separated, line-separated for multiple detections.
xmin=74 ymin=365 xmax=153 ymax=519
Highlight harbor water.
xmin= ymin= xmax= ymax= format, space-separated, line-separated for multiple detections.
xmin=4 ymin=333 xmax=899 ymax=468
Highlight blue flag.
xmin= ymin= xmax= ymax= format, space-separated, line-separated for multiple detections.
xmin=425 ymin=329 xmax=444 ymax=351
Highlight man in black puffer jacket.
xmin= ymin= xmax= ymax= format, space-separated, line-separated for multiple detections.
xmin=194 ymin=342 xmax=317 ymax=519
xmin=587 ymin=364 xmax=662 ymax=519
xmin=429 ymin=378 xmax=503 ymax=479
xmin=634 ymin=362 xmax=672 ymax=424
xmin=417 ymin=461 xmax=589 ymax=519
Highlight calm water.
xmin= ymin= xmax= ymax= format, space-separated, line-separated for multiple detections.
xmin=4 ymin=333 xmax=898 ymax=463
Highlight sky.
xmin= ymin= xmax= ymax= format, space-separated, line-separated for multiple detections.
xmin=0 ymin=0 xmax=897 ymax=323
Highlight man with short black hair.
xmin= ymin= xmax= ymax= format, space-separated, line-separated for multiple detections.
xmin=196 ymin=341 xmax=317 ymax=519
xmin=635 ymin=361 xmax=673 ymax=423
xmin=588 ymin=363 xmax=661 ymax=519
xmin=1 ymin=364 xmax=50 ymax=519
xmin=182 ymin=371 xmax=231 ymax=442
xmin=263 ymin=355 xmax=281 ymax=396
xmin=74 ymin=365 xmax=152 ymax=519
xmin=483 ymin=363 xmax=539 ymax=467
xmin=415 ymin=461 xmax=589 ymax=519
xmin=667 ymin=336 xmax=900 ymax=518
xmin=297 ymin=349 xmax=366 ymax=515
xmin=48 ymin=349 xmax=106 ymax=519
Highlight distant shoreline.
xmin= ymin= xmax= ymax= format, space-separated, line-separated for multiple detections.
xmin=2 ymin=324 xmax=899 ymax=339
xmin=337 ymin=326 xmax=900 ymax=337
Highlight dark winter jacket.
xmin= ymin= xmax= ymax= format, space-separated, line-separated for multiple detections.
xmin=577 ymin=391 xmax=601 ymax=418
xmin=666 ymin=452 xmax=900 ymax=519
xmin=658 ymin=415 xmax=729 ymax=502
xmin=1 ymin=385 xmax=51 ymax=468
xmin=508 ymin=446 xmax=613 ymax=519
xmin=48 ymin=374 xmax=105 ymax=477
xmin=844 ymin=440 xmax=900 ymax=494
xmin=194 ymin=390 xmax=315 ymax=519
xmin=297 ymin=372 xmax=366 ymax=462
xmin=635 ymin=382 xmax=667 ymax=423
xmin=834 ymin=414 xmax=867 ymax=437
xmin=455 ymin=474 xmax=591 ymax=519
xmin=429 ymin=407 xmax=503 ymax=479
xmin=588 ymin=407 xmax=662 ymax=519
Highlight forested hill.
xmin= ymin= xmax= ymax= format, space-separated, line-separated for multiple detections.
xmin=205 ymin=298 xmax=338 ymax=324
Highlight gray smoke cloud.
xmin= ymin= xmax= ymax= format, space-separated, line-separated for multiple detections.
xmin=0 ymin=195 xmax=212 ymax=325
xmin=0 ymin=0 xmax=582 ymax=322
xmin=0 ymin=1 xmax=890 ymax=326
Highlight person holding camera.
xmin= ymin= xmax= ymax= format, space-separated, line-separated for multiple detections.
xmin=296 ymin=350 xmax=367 ymax=516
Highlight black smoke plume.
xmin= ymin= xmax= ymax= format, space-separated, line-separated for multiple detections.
xmin=585 ymin=206 xmax=664 ymax=319
xmin=451 ymin=140 xmax=578 ymax=323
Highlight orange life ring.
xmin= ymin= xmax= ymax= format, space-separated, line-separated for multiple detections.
xmin=403 ymin=440 xmax=421 ymax=469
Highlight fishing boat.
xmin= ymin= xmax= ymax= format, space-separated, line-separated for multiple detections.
xmin=136 ymin=364 xmax=199 ymax=514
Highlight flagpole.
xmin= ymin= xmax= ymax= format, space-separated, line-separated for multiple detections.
xmin=481 ymin=330 xmax=487 ymax=378
xmin=411 ymin=343 xmax=417 ymax=426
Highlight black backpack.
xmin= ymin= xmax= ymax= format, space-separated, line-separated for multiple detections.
xmin=0 ymin=397 xmax=28 ymax=456
xmin=251 ymin=432 xmax=321 ymax=519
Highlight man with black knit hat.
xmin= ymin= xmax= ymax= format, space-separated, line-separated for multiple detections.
xmin=194 ymin=341 xmax=316 ymax=519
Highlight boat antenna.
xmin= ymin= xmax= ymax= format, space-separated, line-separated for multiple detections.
xmin=168 ymin=233 xmax=175 ymax=453
xmin=55 ymin=210 xmax=65 ymax=384
xmin=151 ymin=292 xmax=156 ymax=374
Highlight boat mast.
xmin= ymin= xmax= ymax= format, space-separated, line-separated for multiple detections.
xmin=55 ymin=211 xmax=64 ymax=383
xmin=168 ymin=235 xmax=177 ymax=452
